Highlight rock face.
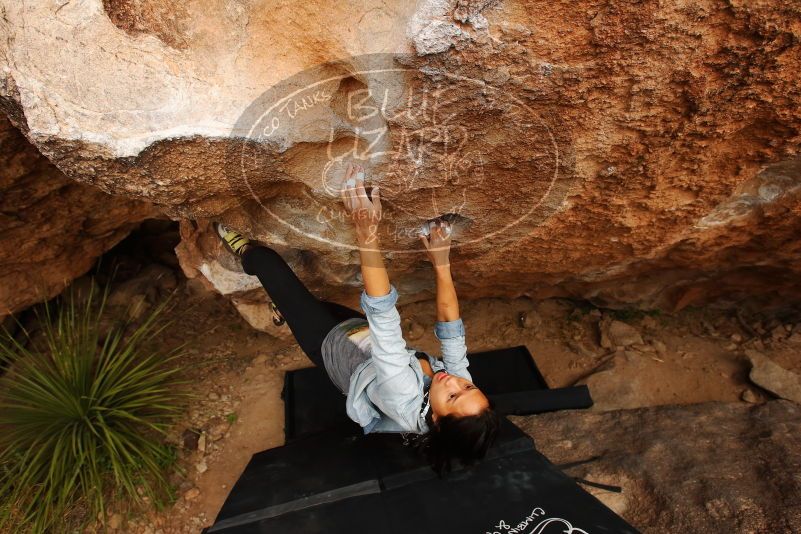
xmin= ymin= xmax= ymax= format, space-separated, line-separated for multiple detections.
xmin=0 ymin=117 xmax=156 ymax=316
xmin=174 ymin=219 xmax=293 ymax=337
xmin=746 ymin=349 xmax=801 ymax=403
xmin=2 ymin=0 xmax=801 ymax=318
xmin=512 ymin=401 xmax=801 ymax=532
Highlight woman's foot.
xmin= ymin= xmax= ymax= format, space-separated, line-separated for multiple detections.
xmin=213 ymin=223 xmax=284 ymax=325
xmin=214 ymin=223 xmax=251 ymax=256
xmin=270 ymin=301 xmax=285 ymax=326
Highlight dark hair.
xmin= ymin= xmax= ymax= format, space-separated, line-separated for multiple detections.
xmin=410 ymin=399 xmax=501 ymax=477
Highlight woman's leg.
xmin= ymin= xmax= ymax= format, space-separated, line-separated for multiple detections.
xmin=322 ymin=301 xmax=366 ymax=323
xmin=241 ymin=246 xmax=343 ymax=367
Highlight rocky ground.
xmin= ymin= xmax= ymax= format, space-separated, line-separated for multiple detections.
xmin=513 ymin=400 xmax=801 ymax=532
xmin=44 ymin=234 xmax=800 ymax=534
xmin=3 ymin=222 xmax=794 ymax=533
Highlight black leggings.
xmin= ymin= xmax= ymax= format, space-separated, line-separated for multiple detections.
xmin=242 ymin=246 xmax=365 ymax=367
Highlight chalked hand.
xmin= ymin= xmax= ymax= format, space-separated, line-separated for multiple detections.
xmin=341 ymin=162 xmax=381 ymax=243
xmin=419 ymin=219 xmax=451 ymax=268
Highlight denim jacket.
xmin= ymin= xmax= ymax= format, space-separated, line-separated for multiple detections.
xmin=345 ymin=285 xmax=472 ymax=434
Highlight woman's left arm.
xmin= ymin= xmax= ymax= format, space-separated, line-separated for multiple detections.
xmin=340 ymin=163 xmax=389 ymax=297
xmin=341 ymin=164 xmax=419 ymax=422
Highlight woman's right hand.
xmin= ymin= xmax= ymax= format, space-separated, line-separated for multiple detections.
xmin=340 ymin=162 xmax=382 ymax=244
xmin=419 ymin=219 xmax=452 ymax=268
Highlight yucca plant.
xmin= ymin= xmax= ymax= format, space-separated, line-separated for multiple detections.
xmin=0 ymin=281 xmax=186 ymax=533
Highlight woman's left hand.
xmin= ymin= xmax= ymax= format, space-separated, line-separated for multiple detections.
xmin=341 ymin=162 xmax=382 ymax=243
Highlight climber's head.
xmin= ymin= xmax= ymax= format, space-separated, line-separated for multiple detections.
xmin=429 ymin=371 xmax=488 ymax=420
xmin=422 ymin=371 xmax=500 ymax=475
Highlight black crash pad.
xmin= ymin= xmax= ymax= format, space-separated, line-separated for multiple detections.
xmin=207 ymin=419 xmax=637 ymax=533
xmin=282 ymin=345 xmax=592 ymax=440
xmin=203 ymin=346 xmax=636 ymax=533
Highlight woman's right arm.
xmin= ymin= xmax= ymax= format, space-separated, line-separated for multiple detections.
xmin=420 ymin=220 xmax=472 ymax=381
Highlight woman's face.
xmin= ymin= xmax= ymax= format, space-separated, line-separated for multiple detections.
xmin=429 ymin=372 xmax=489 ymax=422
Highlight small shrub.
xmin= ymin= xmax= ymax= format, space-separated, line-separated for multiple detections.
xmin=0 ymin=282 xmax=186 ymax=533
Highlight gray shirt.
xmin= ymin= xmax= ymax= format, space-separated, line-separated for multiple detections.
xmin=321 ymin=317 xmax=372 ymax=394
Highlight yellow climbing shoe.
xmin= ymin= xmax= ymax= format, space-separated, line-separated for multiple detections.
xmin=215 ymin=223 xmax=250 ymax=256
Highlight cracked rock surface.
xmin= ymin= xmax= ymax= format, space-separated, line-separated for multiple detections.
xmin=2 ymin=0 xmax=801 ymax=321
xmin=0 ymin=116 xmax=155 ymax=316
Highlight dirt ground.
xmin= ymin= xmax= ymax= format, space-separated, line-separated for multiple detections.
xmin=66 ymin=248 xmax=800 ymax=533
xmin=106 ymin=283 xmax=800 ymax=533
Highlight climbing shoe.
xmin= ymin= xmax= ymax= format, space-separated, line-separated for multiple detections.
xmin=270 ymin=301 xmax=285 ymax=327
xmin=215 ymin=223 xmax=251 ymax=256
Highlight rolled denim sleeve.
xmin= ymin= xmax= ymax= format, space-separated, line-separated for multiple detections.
xmin=360 ymin=285 xmax=399 ymax=315
xmin=434 ymin=318 xmax=465 ymax=339
xmin=435 ymin=318 xmax=471 ymax=381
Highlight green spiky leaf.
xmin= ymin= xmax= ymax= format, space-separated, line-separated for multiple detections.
xmin=0 ymin=281 xmax=187 ymax=533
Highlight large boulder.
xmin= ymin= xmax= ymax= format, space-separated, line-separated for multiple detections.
xmin=1 ymin=0 xmax=801 ymax=319
xmin=0 ymin=117 xmax=156 ymax=316
xmin=512 ymin=401 xmax=801 ymax=532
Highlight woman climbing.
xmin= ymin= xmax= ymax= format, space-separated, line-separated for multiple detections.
xmin=215 ymin=162 xmax=499 ymax=475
